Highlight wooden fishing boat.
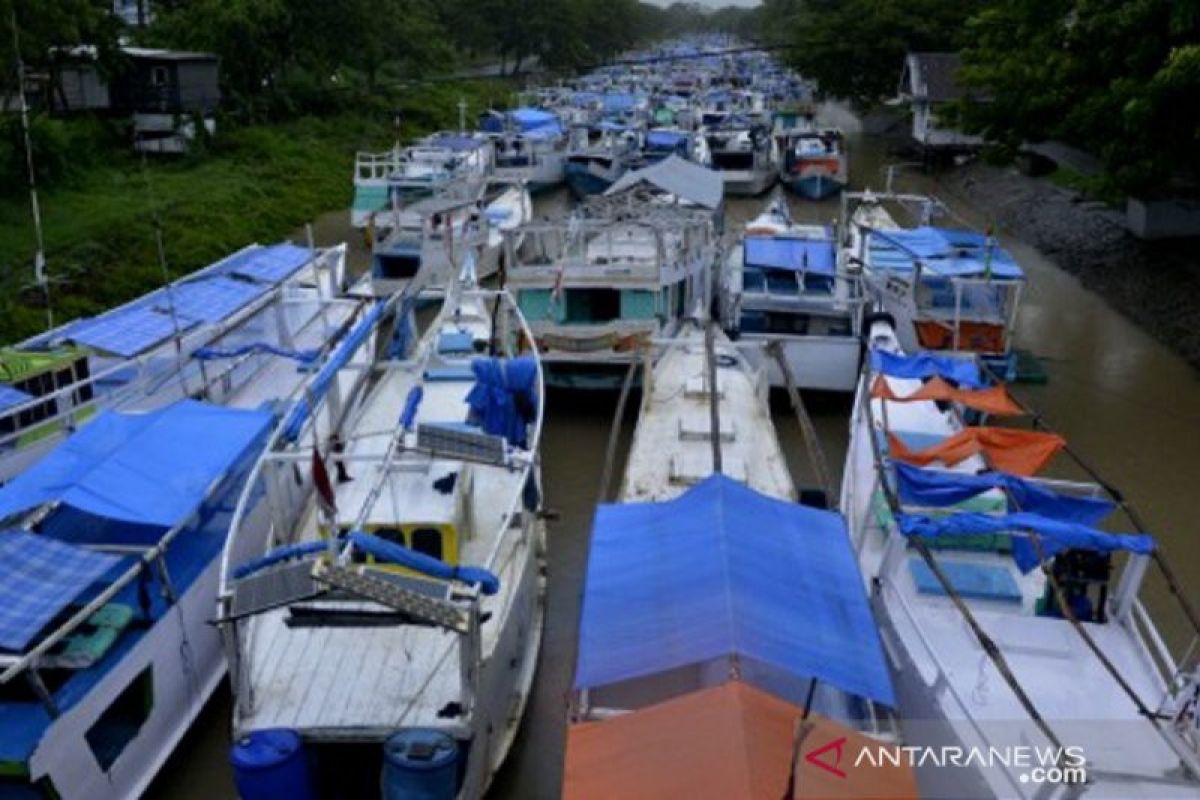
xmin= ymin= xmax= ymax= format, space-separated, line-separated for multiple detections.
xmin=217 ymin=268 xmax=546 ymax=799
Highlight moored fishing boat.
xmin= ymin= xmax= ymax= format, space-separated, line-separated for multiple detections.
xmin=0 ymin=268 xmax=367 ymax=799
xmin=844 ymin=189 xmax=1025 ymax=375
xmin=0 ymin=242 xmax=350 ymax=483
xmin=841 ymin=313 xmax=1200 ymax=797
xmin=479 ymin=106 xmax=567 ymax=193
xmin=216 ymin=268 xmax=546 ymax=799
xmin=504 ymin=181 xmax=718 ymax=390
xmin=721 ymin=191 xmax=865 ymax=392
xmin=781 ymin=127 xmax=848 ymax=200
xmin=564 ymin=322 xmax=918 ymax=799
xmin=563 ymin=122 xmax=641 ymax=198
xmin=705 ymin=117 xmax=778 ymax=196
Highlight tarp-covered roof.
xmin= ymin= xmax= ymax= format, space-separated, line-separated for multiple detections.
xmin=0 ymin=531 xmax=122 ymax=652
xmin=869 ymin=226 xmax=1024 ymax=280
xmin=221 ymin=243 xmax=313 ymax=284
xmin=565 ymin=682 xmax=920 ymax=800
xmin=871 ymin=349 xmax=984 ymax=389
xmin=574 ymin=474 xmax=894 ymax=706
xmin=744 ymin=237 xmax=836 ymax=276
xmin=604 ymin=155 xmax=724 ymax=210
xmin=0 ymin=400 xmax=273 ymax=530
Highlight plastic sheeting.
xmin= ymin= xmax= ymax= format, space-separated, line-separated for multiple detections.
xmin=871 ymin=375 xmax=1023 ymax=416
xmin=894 ymin=462 xmax=1115 ymax=524
xmin=157 ymin=276 xmax=270 ymax=324
xmin=645 ymin=130 xmax=689 ymax=150
xmin=871 ymin=350 xmax=984 ymax=389
xmin=744 ymin=237 xmax=836 ymax=276
xmin=897 ymin=512 xmax=1155 ymax=573
xmin=465 ymin=356 xmax=538 ymax=449
xmin=869 ymin=226 xmax=1025 ymax=280
xmin=224 ymin=243 xmax=313 ymax=285
xmin=565 ymin=682 xmax=920 ymax=800
xmin=67 ymin=305 xmax=196 ymax=358
xmin=0 ymin=531 xmax=123 ymax=651
xmin=604 ymin=155 xmax=724 ymax=210
xmin=574 ymin=474 xmax=894 ymax=706
xmin=0 ymin=399 xmax=273 ymax=529
xmin=887 ymin=427 xmax=1066 ymax=476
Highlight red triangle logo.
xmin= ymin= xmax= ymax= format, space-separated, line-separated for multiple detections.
xmin=805 ymin=736 xmax=848 ymax=779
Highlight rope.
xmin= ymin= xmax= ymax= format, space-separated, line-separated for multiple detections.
xmin=596 ymin=351 xmax=642 ymax=503
xmin=768 ymin=340 xmax=834 ymax=504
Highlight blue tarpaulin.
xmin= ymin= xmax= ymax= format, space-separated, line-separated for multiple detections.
xmin=896 ymin=512 xmax=1155 ymax=573
xmin=574 ymin=474 xmax=895 ymax=706
xmin=0 ymin=531 xmax=122 ymax=651
xmin=744 ymin=237 xmax=836 ymax=276
xmin=0 ymin=384 xmax=33 ymax=413
xmin=424 ymin=133 xmax=483 ymax=152
xmin=157 ymin=276 xmax=269 ymax=324
xmin=869 ymin=227 xmax=1025 ymax=280
xmin=348 ymin=531 xmax=499 ymax=594
xmin=602 ymin=93 xmax=639 ymax=113
xmin=871 ymin=349 xmax=985 ymax=389
xmin=511 ymin=107 xmax=558 ymax=131
xmin=0 ymin=399 xmax=273 ymax=530
xmin=465 ymin=356 xmax=538 ymax=449
xmin=645 ymin=130 xmax=689 ymax=151
xmin=67 ymin=306 xmax=197 ymax=358
xmin=894 ymin=463 xmax=1115 ymax=525
xmin=225 ymin=243 xmax=313 ymax=285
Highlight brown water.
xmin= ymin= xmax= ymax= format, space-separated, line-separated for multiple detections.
xmin=146 ymin=108 xmax=1200 ymax=799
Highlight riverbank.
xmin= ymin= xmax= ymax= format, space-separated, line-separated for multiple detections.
xmin=0 ymin=81 xmax=507 ymax=346
xmin=935 ymin=161 xmax=1200 ymax=371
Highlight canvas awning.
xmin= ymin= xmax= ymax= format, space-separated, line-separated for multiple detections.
xmin=604 ymin=155 xmax=724 ymax=210
xmin=744 ymin=237 xmax=836 ymax=276
xmin=869 ymin=226 xmax=1024 ymax=280
xmin=0 ymin=531 xmax=122 ymax=652
xmin=871 ymin=349 xmax=984 ymax=389
xmin=0 ymin=400 xmax=273 ymax=531
xmin=564 ymin=682 xmax=920 ymax=800
xmin=871 ymin=375 xmax=1022 ymax=416
xmin=574 ymin=474 xmax=894 ymax=706
xmin=887 ymin=427 xmax=1066 ymax=476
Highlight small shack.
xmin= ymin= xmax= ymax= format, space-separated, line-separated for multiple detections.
xmin=53 ymin=46 xmax=220 ymax=154
xmin=899 ymin=52 xmax=984 ymax=157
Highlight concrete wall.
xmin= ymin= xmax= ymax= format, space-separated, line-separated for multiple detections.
xmin=1127 ymin=197 xmax=1200 ymax=240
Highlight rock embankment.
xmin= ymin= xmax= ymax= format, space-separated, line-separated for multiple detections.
xmin=938 ymin=162 xmax=1200 ymax=371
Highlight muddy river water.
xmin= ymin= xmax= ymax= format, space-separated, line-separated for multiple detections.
xmin=147 ymin=108 xmax=1200 ymax=799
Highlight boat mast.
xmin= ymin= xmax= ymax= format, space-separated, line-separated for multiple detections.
xmin=10 ymin=9 xmax=52 ymax=329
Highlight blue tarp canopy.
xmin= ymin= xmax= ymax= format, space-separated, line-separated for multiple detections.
xmin=511 ymin=107 xmax=558 ymax=131
xmin=424 ymin=133 xmax=483 ymax=152
xmin=871 ymin=349 xmax=984 ymax=389
xmin=66 ymin=305 xmax=198 ymax=358
xmin=645 ymin=130 xmax=689 ymax=151
xmin=897 ymin=512 xmax=1155 ymax=573
xmin=574 ymin=474 xmax=895 ymax=706
xmin=0 ymin=400 xmax=273 ymax=531
xmin=0 ymin=532 xmax=122 ymax=652
xmin=224 ymin=243 xmax=313 ymax=285
xmin=894 ymin=463 xmax=1115 ymax=525
xmin=744 ymin=237 xmax=836 ymax=276
xmin=869 ymin=226 xmax=1024 ymax=280
xmin=602 ymin=93 xmax=639 ymax=113
xmin=157 ymin=276 xmax=269 ymax=324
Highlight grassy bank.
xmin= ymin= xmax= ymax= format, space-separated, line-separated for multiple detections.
xmin=0 ymin=81 xmax=510 ymax=345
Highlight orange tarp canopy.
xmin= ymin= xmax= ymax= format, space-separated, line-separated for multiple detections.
xmin=888 ymin=427 xmax=1066 ymax=476
xmin=564 ymin=682 xmax=919 ymax=800
xmin=871 ymin=375 xmax=1024 ymax=416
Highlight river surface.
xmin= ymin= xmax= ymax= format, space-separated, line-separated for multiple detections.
xmin=146 ymin=106 xmax=1200 ymax=799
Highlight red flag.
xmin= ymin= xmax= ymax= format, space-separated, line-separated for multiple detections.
xmin=312 ymin=448 xmax=337 ymax=518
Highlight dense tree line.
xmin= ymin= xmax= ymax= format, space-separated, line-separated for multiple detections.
xmin=764 ymin=0 xmax=1200 ymax=194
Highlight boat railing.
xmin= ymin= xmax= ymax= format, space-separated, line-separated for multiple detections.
xmin=0 ymin=246 xmax=346 ymax=460
xmin=354 ymin=148 xmax=403 ymax=182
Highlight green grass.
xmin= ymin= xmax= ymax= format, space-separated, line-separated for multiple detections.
xmin=1047 ymin=165 xmax=1125 ymax=207
xmin=0 ymin=81 xmax=508 ymax=345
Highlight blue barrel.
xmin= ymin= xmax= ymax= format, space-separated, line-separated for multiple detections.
xmin=230 ymin=728 xmax=315 ymax=800
xmin=381 ymin=728 xmax=458 ymax=800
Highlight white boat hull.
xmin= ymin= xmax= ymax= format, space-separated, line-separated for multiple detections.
xmin=740 ymin=332 xmax=862 ymax=392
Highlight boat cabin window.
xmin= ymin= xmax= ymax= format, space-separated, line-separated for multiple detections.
xmin=564 ymin=289 xmax=621 ymax=324
xmin=374 ymin=252 xmax=422 ymax=280
xmin=410 ymin=527 xmax=444 ymax=561
xmin=85 ymin=666 xmax=153 ymax=772
xmin=712 ymin=151 xmax=754 ymax=171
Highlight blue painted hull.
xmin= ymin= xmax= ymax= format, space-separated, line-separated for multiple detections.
xmin=564 ymin=165 xmax=615 ymax=199
xmin=786 ymin=173 xmax=845 ymax=200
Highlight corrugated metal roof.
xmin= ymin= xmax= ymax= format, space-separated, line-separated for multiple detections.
xmin=604 ymin=155 xmax=724 ymax=210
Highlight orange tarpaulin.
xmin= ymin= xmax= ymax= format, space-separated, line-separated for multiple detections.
xmin=871 ymin=375 xmax=1024 ymax=416
xmin=564 ymin=682 xmax=920 ymax=800
xmin=914 ymin=319 xmax=1007 ymax=354
xmin=888 ymin=427 xmax=1066 ymax=476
